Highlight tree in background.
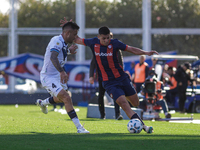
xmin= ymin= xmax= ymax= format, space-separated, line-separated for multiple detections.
xmin=0 ymin=0 xmax=200 ymax=59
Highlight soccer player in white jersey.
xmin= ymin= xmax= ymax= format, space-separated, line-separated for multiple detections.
xmin=36 ymin=22 xmax=89 ymax=134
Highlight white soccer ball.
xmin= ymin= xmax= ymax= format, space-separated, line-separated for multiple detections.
xmin=127 ymin=119 xmax=143 ymax=133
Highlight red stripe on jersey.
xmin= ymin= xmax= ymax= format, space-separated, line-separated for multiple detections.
xmin=124 ymin=45 xmax=128 ymax=51
xmin=94 ymin=44 xmax=108 ymax=81
xmin=82 ymin=38 xmax=86 ymax=46
xmin=107 ymin=45 xmax=120 ymax=78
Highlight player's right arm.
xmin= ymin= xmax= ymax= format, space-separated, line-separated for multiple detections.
xmin=50 ymin=51 xmax=68 ymax=84
xmin=89 ymin=57 xmax=96 ymax=84
xmin=50 ymin=51 xmax=64 ymax=72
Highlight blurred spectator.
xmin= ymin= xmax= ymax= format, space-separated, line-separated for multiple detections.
xmin=161 ymin=64 xmax=169 ymax=82
xmin=165 ymin=66 xmax=178 ymax=105
xmin=126 ymin=61 xmax=135 ymax=82
xmin=150 ymin=58 xmax=162 ymax=81
xmin=139 ymin=69 xmax=171 ymax=118
xmin=129 ymin=61 xmax=135 ymax=75
xmin=193 ymin=65 xmax=200 ymax=85
xmin=133 ymin=55 xmax=149 ymax=93
xmin=174 ymin=62 xmax=191 ymax=113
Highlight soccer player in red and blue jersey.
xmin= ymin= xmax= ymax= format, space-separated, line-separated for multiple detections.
xmin=60 ymin=18 xmax=158 ymax=133
xmin=75 ymin=26 xmax=158 ymax=133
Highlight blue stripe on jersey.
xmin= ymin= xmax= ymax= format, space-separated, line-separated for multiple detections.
xmin=50 ymin=48 xmax=59 ymax=53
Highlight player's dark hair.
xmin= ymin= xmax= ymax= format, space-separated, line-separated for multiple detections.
xmin=168 ymin=66 xmax=173 ymax=71
xmin=62 ymin=22 xmax=80 ymax=31
xmin=98 ymin=26 xmax=110 ymax=35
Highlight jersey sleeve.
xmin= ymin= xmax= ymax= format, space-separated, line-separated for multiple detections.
xmin=49 ymin=39 xmax=63 ymax=53
xmin=115 ymin=39 xmax=128 ymax=51
xmin=83 ymin=37 xmax=97 ymax=47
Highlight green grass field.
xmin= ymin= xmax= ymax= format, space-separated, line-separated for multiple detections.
xmin=0 ymin=105 xmax=200 ymax=150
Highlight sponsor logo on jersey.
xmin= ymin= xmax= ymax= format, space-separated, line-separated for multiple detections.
xmin=95 ymin=52 xmax=113 ymax=56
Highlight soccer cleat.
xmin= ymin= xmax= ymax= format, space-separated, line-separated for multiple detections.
xmin=116 ymin=115 xmax=123 ymax=120
xmin=143 ymin=125 xmax=154 ymax=133
xmin=77 ymin=126 xmax=90 ymax=134
xmin=36 ymin=99 xmax=48 ymax=114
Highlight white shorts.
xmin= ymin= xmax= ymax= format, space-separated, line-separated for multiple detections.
xmin=40 ymin=74 xmax=68 ymax=97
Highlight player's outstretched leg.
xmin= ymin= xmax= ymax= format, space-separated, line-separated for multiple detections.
xmin=143 ymin=125 xmax=154 ymax=133
xmin=36 ymin=99 xmax=48 ymax=114
xmin=36 ymin=97 xmax=57 ymax=114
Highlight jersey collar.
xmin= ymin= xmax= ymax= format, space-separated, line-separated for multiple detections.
xmin=59 ymin=34 xmax=67 ymax=45
xmin=99 ymin=39 xmax=111 ymax=46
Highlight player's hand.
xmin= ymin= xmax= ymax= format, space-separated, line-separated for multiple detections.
xmin=146 ymin=51 xmax=159 ymax=56
xmin=69 ymin=44 xmax=78 ymax=54
xmin=60 ymin=17 xmax=73 ymax=26
xmin=60 ymin=71 xmax=68 ymax=84
xmin=89 ymin=77 xmax=94 ymax=84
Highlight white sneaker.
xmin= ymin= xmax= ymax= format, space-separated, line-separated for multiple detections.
xmin=143 ymin=125 xmax=154 ymax=133
xmin=36 ymin=99 xmax=48 ymax=114
xmin=77 ymin=126 xmax=90 ymax=134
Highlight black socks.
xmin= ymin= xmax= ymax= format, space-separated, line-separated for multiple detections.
xmin=131 ymin=113 xmax=144 ymax=125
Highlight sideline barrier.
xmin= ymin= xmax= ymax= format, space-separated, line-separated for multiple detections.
xmin=87 ymin=103 xmax=143 ymax=120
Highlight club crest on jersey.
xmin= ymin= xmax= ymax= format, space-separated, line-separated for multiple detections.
xmin=108 ymin=45 xmax=112 ymax=49
xmin=56 ymin=42 xmax=60 ymax=45
xmin=110 ymin=93 xmax=113 ymax=98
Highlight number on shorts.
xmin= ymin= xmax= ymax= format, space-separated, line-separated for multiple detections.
xmin=52 ymin=83 xmax=57 ymax=88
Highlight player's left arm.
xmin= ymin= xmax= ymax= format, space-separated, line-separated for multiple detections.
xmin=126 ymin=46 xmax=159 ymax=56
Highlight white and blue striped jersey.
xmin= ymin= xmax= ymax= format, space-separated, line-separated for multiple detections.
xmin=41 ymin=34 xmax=68 ymax=76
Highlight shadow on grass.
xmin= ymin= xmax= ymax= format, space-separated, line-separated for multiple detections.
xmin=0 ymin=133 xmax=199 ymax=150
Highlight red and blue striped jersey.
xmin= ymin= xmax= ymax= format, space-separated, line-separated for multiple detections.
xmin=83 ymin=37 xmax=128 ymax=81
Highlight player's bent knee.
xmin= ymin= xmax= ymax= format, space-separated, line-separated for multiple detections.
xmin=62 ymin=95 xmax=71 ymax=104
xmin=57 ymin=90 xmax=72 ymax=104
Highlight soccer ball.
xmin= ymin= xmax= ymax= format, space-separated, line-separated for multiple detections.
xmin=127 ymin=119 xmax=143 ymax=133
